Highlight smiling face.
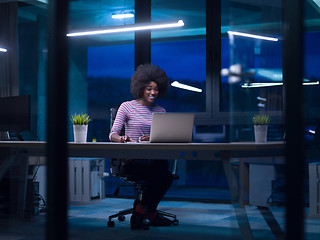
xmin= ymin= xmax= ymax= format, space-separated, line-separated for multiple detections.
xmin=140 ymin=81 xmax=159 ymax=106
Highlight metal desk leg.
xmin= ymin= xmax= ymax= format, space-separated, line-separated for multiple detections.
xmin=222 ymin=153 xmax=254 ymax=240
xmin=0 ymin=150 xmax=17 ymax=181
xmin=16 ymin=156 xmax=29 ymax=219
xmin=239 ymin=158 xmax=249 ymax=207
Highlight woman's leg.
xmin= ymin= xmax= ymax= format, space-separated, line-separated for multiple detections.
xmin=142 ymin=160 xmax=173 ymax=212
xmin=121 ymin=159 xmax=173 ymax=212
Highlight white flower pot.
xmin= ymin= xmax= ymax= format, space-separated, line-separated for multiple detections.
xmin=254 ymin=125 xmax=268 ymax=143
xmin=73 ymin=125 xmax=88 ymax=143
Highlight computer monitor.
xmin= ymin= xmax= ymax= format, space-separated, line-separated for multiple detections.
xmin=0 ymin=95 xmax=30 ymax=133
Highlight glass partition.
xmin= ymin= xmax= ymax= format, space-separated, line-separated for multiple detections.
xmin=18 ymin=2 xmax=47 ymax=141
xmin=68 ymin=0 xmax=135 ymax=142
xmin=223 ymin=0 xmax=286 ymax=239
xmin=219 ymin=0 xmax=284 ymax=127
xmin=3 ymin=1 xmax=320 ymax=240
xmin=151 ymin=0 xmax=206 ymax=113
xmin=0 ymin=1 xmax=48 ymax=239
xmin=304 ymin=2 xmax=320 ymax=239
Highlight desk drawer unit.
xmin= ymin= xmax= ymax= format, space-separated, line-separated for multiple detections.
xmin=69 ymin=158 xmax=105 ymax=202
xmin=309 ymin=162 xmax=320 ymax=217
xmin=249 ymin=163 xmax=276 ymax=207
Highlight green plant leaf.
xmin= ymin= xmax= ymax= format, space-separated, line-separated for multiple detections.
xmin=252 ymin=114 xmax=270 ymax=125
xmin=70 ymin=113 xmax=92 ymax=125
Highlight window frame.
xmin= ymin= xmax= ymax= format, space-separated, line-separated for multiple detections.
xmin=208 ymin=0 xmax=284 ymax=125
xmin=138 ymin=0 xmax=284 ymax=126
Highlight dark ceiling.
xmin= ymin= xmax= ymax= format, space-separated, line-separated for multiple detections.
xmin=16 ymin=0 xmax=320 ymax=43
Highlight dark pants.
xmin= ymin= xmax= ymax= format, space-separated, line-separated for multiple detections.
xmin=120 ymin=159 xmax=173 ymax=213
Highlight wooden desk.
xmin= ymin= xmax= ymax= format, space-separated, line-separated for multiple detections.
xmin=0 ymin=141 xmax=285 ymax=240
xmin=0 ymin=141 xmax=284 ymax=159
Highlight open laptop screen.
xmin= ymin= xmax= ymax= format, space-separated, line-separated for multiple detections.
xmin=149 ymin=113 xmax=194 ymax=143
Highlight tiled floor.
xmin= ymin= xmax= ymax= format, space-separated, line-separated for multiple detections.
xmin=1 ymin=198 xmax=319 ymax=240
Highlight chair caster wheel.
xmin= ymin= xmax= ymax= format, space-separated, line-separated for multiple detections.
xmin=173 ymin=219 xmax=179 ymax=225
xmin=107 ymin=220 xmax=115 ymax=227
xmin=142 ymin=219 xmax=150 ymax=230
xmin=118 ymin=215 xmax=125 ymax=221
xmin=142 ymin=223 xmax=150 ymax=230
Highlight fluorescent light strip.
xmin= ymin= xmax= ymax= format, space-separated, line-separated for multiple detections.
xmin=242 ymin=83 xmax=282 ymax=88
xmin=112 ymin=13 xmax=134 ymax=19
xmin=257 ymin=96 xmax=267 ymax=101
xmin=0 ymin=48 xmax=7 ymax=52
xmin=228 ymin=31 xmax=279 ymax=42
xmin=309 ymin=129 xmax=316 ymax=135
xmin=67 ymin=20 xmax=184 ymax=37
xmin=242 ymin=81 xmax=319 ymax=88
xmin=303 ymin=81 xmax=319 ymax=85
xmin=171 ymin=81 xmax=202 ymax=93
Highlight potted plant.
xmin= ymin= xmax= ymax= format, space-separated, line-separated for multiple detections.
xmin=70 ymin=113 xmax=92 ymax=143
xmin=252 ymin=114 xmax=270 ymax=143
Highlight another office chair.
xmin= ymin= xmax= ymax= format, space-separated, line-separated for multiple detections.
xmin=107 ymin=108 xmax=179 ymax=228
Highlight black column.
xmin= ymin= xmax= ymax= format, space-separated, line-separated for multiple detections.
xmin=0 ymin=1 xmax=19 ymax=97
xmin=207 ymin=0 xmax=221 ymax=120
xmin=46 ymin=1 xmax=69 ymax=240
xmin=134 ymin=0 xmax=151 ymax=69
xmin=282 ymin=1 xmax=305 ymax=240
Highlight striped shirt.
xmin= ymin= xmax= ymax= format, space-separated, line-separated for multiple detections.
xmin=109 ymin=100 xmax=166 ymax=142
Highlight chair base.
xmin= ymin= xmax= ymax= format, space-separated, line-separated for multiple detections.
xmin=107 ymin=206 xmax=179 ymax=228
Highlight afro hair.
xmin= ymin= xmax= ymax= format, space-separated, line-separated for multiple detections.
xmin=130 ymin=64 xmax=169 ymax=99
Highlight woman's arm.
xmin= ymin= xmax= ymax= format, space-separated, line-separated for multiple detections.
xmin=109 ymin=103 xmax=134 ymax=142
xmin=110 ymin=132 xmax=132 ymax=143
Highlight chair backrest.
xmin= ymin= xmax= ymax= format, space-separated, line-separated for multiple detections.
xmin=109 ymin=107 xmax=125 ymax=179
xmin=110 ymin=108 xmax=118 ymax=130
xmin=110 ymin=107 xmax=125 ymax=135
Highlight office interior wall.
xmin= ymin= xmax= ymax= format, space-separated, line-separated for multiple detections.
xmin=68 ymin=42 xmax=88 ymax=142
xmin=17 ymin=13 xmax=88 ymax=142
xmin=18 ymin=17 xmax=40 ymax=141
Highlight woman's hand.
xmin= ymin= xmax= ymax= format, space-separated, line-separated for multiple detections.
xmin=120 ymin=135 xmax=133 ymax=143
xmin=139 ymin=135 xmax=150 ymax=142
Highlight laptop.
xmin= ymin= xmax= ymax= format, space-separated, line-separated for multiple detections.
xmin=149 ymin=113 xmax=195 ymax=143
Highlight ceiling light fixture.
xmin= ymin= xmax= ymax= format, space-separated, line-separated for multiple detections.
xmin=0 ymin=48 xmax=7 ymax=52
xmin=303 ymin=81 xmax=320 ymax=85
xmin=112 ymin=13 xmax=134 ymax=19
xmin=242 ymin=82 xmax=283 ymax=88
xmin=67 ymin=20 xmax=184 ymax=37
xmin=242 ymin=81 xmax=319 ymax=88
xmin=309 ymin=129 xmax=316 ymax=135
xmin=171 ymin=81 xmax=202 ymax=93
xmin=228 ymin=31 xmax=279 ymax=42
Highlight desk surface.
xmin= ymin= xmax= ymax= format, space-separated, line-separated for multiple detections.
xmin=0 ymin=141 xmax=285 ymax=160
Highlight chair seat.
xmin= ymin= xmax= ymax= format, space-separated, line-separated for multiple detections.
xmin=119 ymin=172 xmax=146 ymax=184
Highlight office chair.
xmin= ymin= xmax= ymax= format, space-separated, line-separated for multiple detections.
xmin=107 ymin=108 xmax=179 ymax=228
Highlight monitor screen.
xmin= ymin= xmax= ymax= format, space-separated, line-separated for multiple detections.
xmin=0 ymin=95 xmax=30 ymax=132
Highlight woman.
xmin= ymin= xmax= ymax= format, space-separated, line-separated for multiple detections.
xmin=109 ymin=64 xmax=174 ymax=230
